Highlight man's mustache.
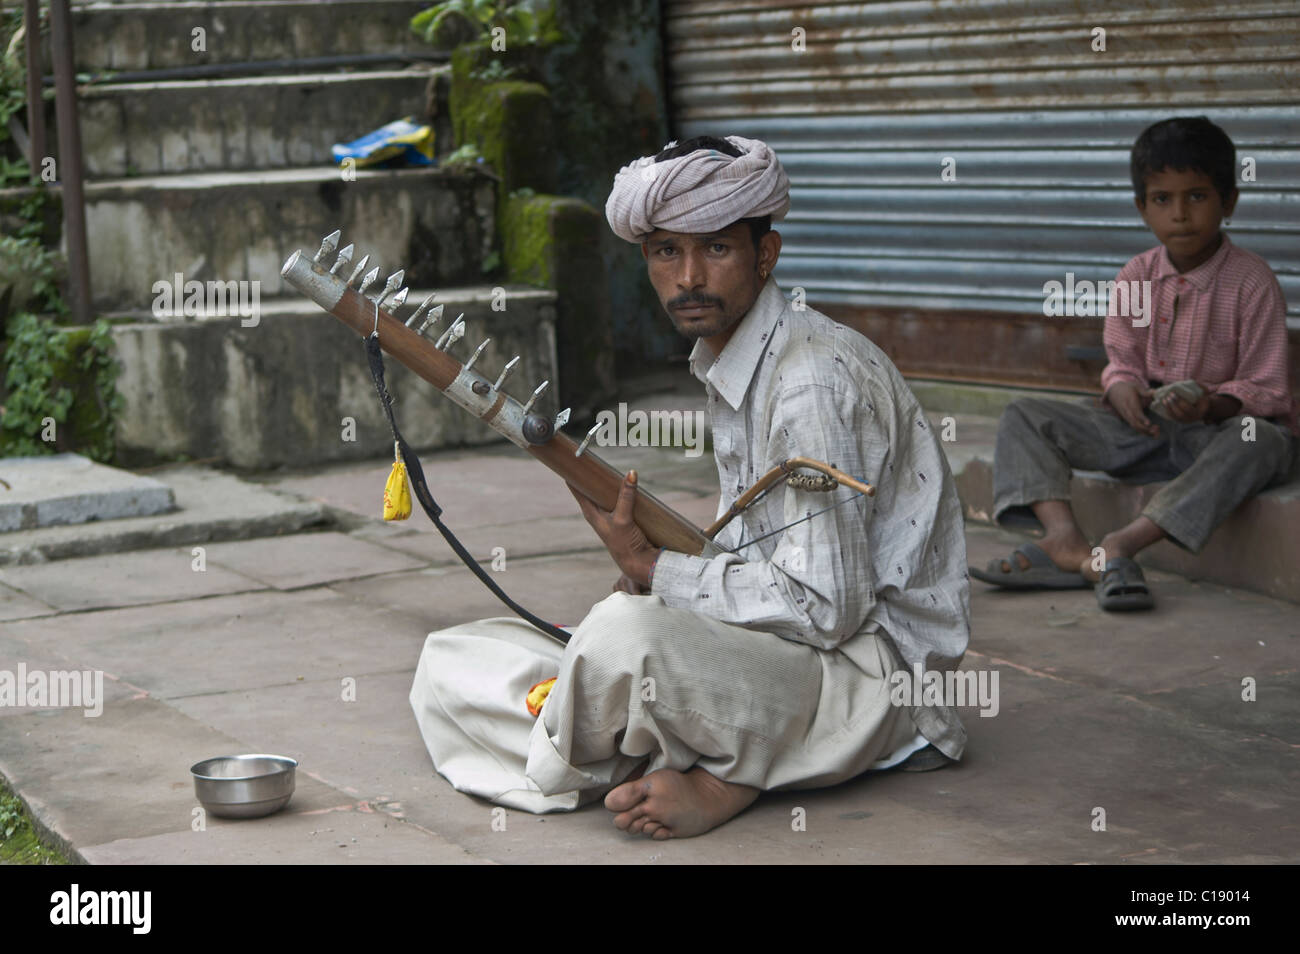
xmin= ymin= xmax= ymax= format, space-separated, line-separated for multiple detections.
xmin=669 ymin=292 xmax=723 ymax=308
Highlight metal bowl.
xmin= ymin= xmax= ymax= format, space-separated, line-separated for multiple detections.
xmin=191 ymin=754 xmax=298 ymax=819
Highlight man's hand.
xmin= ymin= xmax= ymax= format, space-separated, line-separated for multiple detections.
xmin=1105 ymin=381 xmax=1159 ymax=436
xmin=569 ymin=470 xmax=660 ymax=589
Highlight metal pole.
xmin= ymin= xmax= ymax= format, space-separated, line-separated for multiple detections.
xmin=22 ymin=0 xmax=46 ymax=179
xmin=47 ymin=0 xmax=92 ymax=325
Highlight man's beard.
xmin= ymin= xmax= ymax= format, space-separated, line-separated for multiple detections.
xmin=666 ymin=291 xmax=731 ymax=339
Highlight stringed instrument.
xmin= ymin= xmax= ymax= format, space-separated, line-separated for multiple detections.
xmin=280 ymin=231 xmax=873 ymax=558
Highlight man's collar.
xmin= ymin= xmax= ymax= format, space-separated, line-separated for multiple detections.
xmin=687 ymin=278 xmax=785 ymax=411
xmin=1154 ymin=231 xmax=1234 ymax=290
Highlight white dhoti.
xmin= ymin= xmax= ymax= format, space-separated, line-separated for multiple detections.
xmin=409 ymin=592 xmax=928 ymax=813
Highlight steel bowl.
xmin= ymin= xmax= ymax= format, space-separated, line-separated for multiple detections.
xmin=191 ymin=754 xmax=298 ymax=819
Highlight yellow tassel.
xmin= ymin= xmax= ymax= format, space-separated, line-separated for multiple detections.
xmin=383 ymin=442 xmax=412 ymax=521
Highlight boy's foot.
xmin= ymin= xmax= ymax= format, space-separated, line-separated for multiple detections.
xmin=970 ymin=542 xmax=1091 ymax=590
xmin=604 ymin=767 xmax=759 ymax=839
xmin=1094 ymin=557 xmax=1155 ymax=611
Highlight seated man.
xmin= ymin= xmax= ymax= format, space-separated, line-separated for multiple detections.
xmin=410 ymin=135 xmax=971 ymax=839
xmin=972 ymin=116 xmax=1297 ymax=610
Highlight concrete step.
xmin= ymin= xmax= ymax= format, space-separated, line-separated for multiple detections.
xmin=83 ymin=166 xmax=495 ymax=311
xmin=109 ymin=286 xmax=560 ymax=469
xmin=70 ymin=1 xmax=434 ymax=73
xmin=0 ymin=454 xmax=174 ymax=532
xmin=79 ymin=68 xmax=443 ymax=178
xmin=906 ymin=380 xmax=1300 ymax=604
xmin=0 ymin=464 xmax=330 ymax=568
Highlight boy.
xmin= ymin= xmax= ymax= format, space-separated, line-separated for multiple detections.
xmin=971 ymin=116 xmax=1297 ymax=610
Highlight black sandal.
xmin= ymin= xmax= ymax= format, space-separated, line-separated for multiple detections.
xmin=1095 ymin=557 xmax=1155 ymax=611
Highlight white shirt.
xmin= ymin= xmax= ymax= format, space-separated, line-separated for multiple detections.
xmin=650 ymin=278 xmax=972 ymax=757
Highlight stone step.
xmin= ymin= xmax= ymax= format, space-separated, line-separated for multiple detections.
xmin=70 ymin=1 xmax=434 ymax=73
xmin=0 ymin=454 xmax=174 ymax=532
xmin=79 ymin=68 xmax=444 ymax=178
xmin=110 ymin=286 xmax=561 ymax=469
xmin=83 ymin=166 xmax=495 ymax=311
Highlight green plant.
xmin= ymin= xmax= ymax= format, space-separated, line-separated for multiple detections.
xmin=0 ymin=313 xmax=122 ymax=462
xmin=410 ymin=0 xmax=562 ymax=51
xmin=0 ymin=782 xmax=68 ymax=865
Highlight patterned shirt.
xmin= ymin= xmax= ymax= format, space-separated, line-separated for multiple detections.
xmin=1100 ymin=234 xmax=1297 ymax=434
xmin=650 ymin=279 xmax=972 ymax=758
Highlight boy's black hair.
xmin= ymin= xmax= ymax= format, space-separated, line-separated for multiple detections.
xmin=1131 ymin=116 xmax=1237 ymax=204
xmin=653 ymin=135 xmax=772 ymax=249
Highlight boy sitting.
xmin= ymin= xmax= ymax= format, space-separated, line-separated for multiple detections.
xmin=971 ymin=116 xmax=1297 ymax=610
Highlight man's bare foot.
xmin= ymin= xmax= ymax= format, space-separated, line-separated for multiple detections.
xmin=604 ymin=767 xmax=758 ymax=840
xmin=997 ymin=532 xmax=1091 ymax=576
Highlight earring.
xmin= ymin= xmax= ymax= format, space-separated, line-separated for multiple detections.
xmin=759 ymin=268 xmax=768 ymax=280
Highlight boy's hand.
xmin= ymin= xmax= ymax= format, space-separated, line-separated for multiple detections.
xmin=1160 ymin=385 xmax=1212 ymax=422
xmin=1105 ymin=381 xmax=1159 ymax=437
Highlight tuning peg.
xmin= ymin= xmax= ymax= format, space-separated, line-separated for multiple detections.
xmin=554 ymin=407 xmax=570 ymax=431
xmin=419 ymin=303 xmax=445 ymax=335
xmin=463 ymin=338 xmax=491 ymax=371
xmin=329 ymin=243 xmax=354 ymax=276
xmin=313 ymin=229 xmax=341 ymax=264
xmin=347 ymin=254 xmax=370 ymax=287
xmin=434 ymin=314 xmax=465 ymax=350
xmin=493 ymin=356 xmax=520 ymax=391
xmin=405 ymin=293 xmax=436 ymax=328
xmin=388 ymin=288 xmax=409 ymax=313
xmin=372 ymin=269 xmax=405 ymax=306
xmin=574 ymin=421 xmax=601 ymax=457
xmin=357 ymin=266 xmax=382 ymax=297
xmin=521 ymin=380 xmax=549 ymax=415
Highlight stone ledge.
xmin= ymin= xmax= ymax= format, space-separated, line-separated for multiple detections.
xmin=0 ymin=454 xmax=174 ymax=532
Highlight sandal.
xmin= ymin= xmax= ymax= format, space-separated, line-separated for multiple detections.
xmin=969 ymin=542 xmax=1091 ymax=590
xmin=1095 ymin=557 xmax=1155 ymax=611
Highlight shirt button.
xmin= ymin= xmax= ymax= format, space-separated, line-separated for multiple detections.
xmin=1159 ymin=360 xmax=1166 ymax=366
xmin=1178 ymin=277 xmax=1186 ymax=284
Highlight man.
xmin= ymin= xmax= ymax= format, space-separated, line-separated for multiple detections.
xmin=410 ymin=135 xmax=971 ymax=839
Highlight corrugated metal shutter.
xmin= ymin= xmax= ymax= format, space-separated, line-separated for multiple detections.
xmin=665 ymin=0 xmax=1300 ymax=344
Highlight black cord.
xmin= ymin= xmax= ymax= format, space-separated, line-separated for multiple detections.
xmin=365 ymin=333 xmax=571 ymax=645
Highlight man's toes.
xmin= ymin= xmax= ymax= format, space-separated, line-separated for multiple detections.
xmin=604 ymin=779 xmax=647 ymax=814
xmin=611 ymin=807 xmax=644 ymax=831
xmin=651 ymin=827 xmax=673 ymax=840
xmin=641 ymin=821 xmax=662 ymax=837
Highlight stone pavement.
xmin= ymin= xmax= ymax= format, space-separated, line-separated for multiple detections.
xmin=0 ymin=433 xmax=1297 ymax=864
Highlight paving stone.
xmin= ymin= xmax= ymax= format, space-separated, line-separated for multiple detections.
xmin=0 ymin=696 xmax=342 ymax=850
xmin=81 ymin=805 xmax=485 ymax=865
xmin=0 ymin=454 xmax=173 ymax=531
xmin=0 ymin=465 xmax=328 ymax=566
xmin=203 ymin=531 xmax=427 ymax=589
xmin=0 ymin=588 xmax=433 ymax=701
xmin=0 ymin=547 xmax=265 ymax=612
xmin=0 ymin=581 xmax=56 ymax=622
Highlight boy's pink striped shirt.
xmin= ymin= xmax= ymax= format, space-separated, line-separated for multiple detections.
xmin=1101 ymin=234 xmax=1297 ymax=435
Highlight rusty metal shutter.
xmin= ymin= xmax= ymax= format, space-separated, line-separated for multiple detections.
xmin=664 ymin=0 xmax=1300 ymax=385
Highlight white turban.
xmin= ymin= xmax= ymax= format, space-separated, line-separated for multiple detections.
xmin=604 ymin=135 xmax=790 ymax=243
